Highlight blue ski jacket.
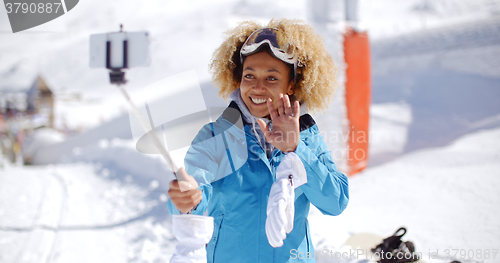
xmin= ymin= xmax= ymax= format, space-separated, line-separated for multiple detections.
xmin=168 ymin=102 xmax=349 ymax=263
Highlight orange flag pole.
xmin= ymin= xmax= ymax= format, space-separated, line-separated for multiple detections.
xmin=343 ymin=26 xmax=371 ymax=175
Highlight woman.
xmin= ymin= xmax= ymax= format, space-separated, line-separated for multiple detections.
xmin=168 ymin=19 xmax=349 ymax=263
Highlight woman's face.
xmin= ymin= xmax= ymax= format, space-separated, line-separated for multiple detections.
xmin=240 ymin=51 xmax=294 ymax=118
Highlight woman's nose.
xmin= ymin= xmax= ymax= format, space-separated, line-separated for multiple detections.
xmin=253 ymin=78 xmax=265 ymax=90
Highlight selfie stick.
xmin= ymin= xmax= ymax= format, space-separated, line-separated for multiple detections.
xmin=116 ymin=84 xmax=185 ymax=182
xmin=93 ymin=25 xmax=184 ymax=181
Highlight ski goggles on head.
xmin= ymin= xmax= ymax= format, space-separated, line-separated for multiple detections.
xmin=240 ymin=27 xmax=298 ymax=83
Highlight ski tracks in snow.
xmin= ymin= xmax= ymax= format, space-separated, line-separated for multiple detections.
xmin=0 ymin=167 xmax=68 ymax=263
xmin=1 ymin=162 xmax=177 ymax=262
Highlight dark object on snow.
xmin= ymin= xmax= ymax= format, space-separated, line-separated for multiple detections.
xmin=372 ymin=227 xmax=407 ymax=254
xmin=372 ymin=227 xmax=420 ymax=263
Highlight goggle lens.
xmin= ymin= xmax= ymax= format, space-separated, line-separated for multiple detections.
xmin=244 ymin=28 xmax=281 ymax=49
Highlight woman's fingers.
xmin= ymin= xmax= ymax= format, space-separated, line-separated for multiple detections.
xmin=177 ymin=190 xmax=202 ymax=205
xmin=168 ymin=184 xmax=199 ymax=197
xmin=168 ymin=186 xmax=202 ymax=213
xmin=293 ymin=100 xmax=300 ymax=119
xmin=257 ymin=118 xmax=269 ymax=133
xmin=277 ymin=94 xmax=285 ymax=116
xmin=268 ymin=94 xmax=298 ymax=119
xmin=169 ymin=189 xmax=201 ymax=203
xmin=284 ymin=94 xmax=292 ymax=116
xmin=257 ymin=118 xmax=273 ymax=142
xmin=267 ymin=98 xmax=278 ymax=120
xmin=168 ymin=183 xmax=202 ymax=213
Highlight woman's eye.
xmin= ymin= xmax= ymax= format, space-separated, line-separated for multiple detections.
xmin=244 ymin=74 xmax=254 ymax=79
xmin=268 ymin=77 xmax=277 ymax=81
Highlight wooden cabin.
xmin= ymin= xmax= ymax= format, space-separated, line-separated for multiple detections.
xmin=26 ymin=75 xmax=54 ymax=128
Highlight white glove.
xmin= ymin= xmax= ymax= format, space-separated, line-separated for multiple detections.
xmin=170 ymin=214 xmax=214 ymax=263
xmin=266 ymin=152 xmax=307 ymax=248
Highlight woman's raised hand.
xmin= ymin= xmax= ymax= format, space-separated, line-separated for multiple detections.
xmin=257 ymin=94 xmax=300 ymax=153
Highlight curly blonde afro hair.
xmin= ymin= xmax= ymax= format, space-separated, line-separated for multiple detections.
xmin=209 ymin=18 xmax=338 ymax=112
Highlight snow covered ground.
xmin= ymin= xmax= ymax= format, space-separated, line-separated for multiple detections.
xmin=1 ymin=0 xmax=500 ymax=262
xmin=310 ymin=126 xmax=500 ymax=263
xmin=0 ymin=162 xmax=176 ymax=263
xmin=2 ymin=125 xmax=499 ymax=262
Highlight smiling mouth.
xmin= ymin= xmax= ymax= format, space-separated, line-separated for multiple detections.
xmin=250 ymin=97 xmax=267 ymax=104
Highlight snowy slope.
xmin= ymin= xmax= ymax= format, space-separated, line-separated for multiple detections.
xmin=369 ymin=17 xmax=500 ymax=166
xmin=359 ymin=0 xmax=500 ymax=39
xmin=0 ymin=162 xmax=176 ymax=263
xmin=309 ymin=126 xmax=500 ymax=263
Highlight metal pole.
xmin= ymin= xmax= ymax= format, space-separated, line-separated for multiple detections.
xmin=116 ymin=84 xmax=185 ymax=181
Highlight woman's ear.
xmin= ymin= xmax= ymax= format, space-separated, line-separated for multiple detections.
xmin=286 ymin=82 xmax=294 ymax=96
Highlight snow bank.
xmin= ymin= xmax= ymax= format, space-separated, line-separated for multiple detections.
xmin=309 ymin=126 xmax=500 ymax=263
xmin=370 ymin=17 xmax=500 ymax=164
xmin=22 ymin=128 xmax=65 ymax=164
xmin=63 ymin=138 xmax=175 ymax=191
xmin=359 ymin=0 xmax=500 ymax=39
xmin=0 ymin=160 xmax=176 ymax=263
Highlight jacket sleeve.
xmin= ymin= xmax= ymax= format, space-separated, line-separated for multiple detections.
xmin=293 ymin=127 xmax=349 ymax=216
